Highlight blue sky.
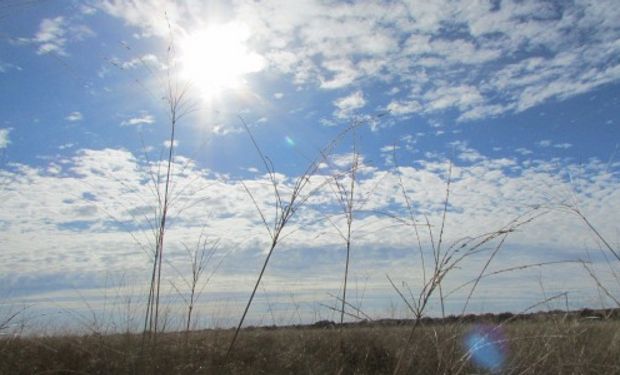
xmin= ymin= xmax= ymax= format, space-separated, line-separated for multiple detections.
xmin=1 ymin=0 xmax=619 ymax=331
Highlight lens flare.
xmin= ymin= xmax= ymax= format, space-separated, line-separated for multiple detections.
xmin=285 ymin=136 xmax=295 ymax=147
xmin=464 ymin=324 xmax=507 ymax=373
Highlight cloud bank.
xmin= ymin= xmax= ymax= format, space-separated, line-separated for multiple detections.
xmin=1 ymin=146 xmax=618 ymax=326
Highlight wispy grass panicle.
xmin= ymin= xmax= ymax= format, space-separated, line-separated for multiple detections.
xmin=167 ymin=231 xmax=223 ymax=341
xmin=388 ymin=158 xmax=549 ymax=374
xmin=226 ymin=118 xmax=360 ymax=356
xmin=324 ymin=137 xmax=361 ymax=328
xmin=142 ymin=16 xmax=198 ymax=342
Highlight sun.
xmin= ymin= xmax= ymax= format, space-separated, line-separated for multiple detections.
xmin=178 ymin=22 xmax=265 ymax=99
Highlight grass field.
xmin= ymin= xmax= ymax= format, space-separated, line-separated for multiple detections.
xmin=2 ymin=312 xmax=619 ymax=374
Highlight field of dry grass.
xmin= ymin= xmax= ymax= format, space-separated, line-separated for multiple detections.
xmin=2 ymin=315 xmax=619 ymax=374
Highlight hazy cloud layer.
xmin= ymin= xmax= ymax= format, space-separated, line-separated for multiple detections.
xmin=1 ymin=146 xmax=618 ymax=324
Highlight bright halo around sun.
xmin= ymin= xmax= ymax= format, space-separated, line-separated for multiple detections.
xmin=178 ymin=22 xmax=265 ymax=99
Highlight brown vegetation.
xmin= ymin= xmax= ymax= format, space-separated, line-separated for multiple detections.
xmin=1 ymin=314 xmax=619 ymax=374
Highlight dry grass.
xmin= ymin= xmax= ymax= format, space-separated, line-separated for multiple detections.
xmin=1 ymin=317 xmax=619 ymax=374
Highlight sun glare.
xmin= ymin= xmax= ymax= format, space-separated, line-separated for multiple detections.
xmin=178 ymin=22 xmax=265 ymax=99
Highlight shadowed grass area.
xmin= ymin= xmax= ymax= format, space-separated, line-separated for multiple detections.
xmin=1 ymin=318 xmax=619 ymax=374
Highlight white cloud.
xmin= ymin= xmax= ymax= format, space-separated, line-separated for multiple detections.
xmin=70 ymin=24 xmax=96 ymax=41
xmin=333 ymin=90 xmax=366 ymax=119
xmin=387 ymin=87 xmax=400 ymax=95
xmin=425 ymin=85 xmax=484 ymax=113
xmin=33 ymin=16 xmax=67 ymax=55
xmin=1 ymin=146 xmax=619 ymax=325
xmin=386 ymin=99 xmax=421 ymax=115
xmin=515 ymin=148 xmax=534 ymax=156
xmin=95 ymin=1 xmax=620 ymax=122
xmin=538 ymin=140 xmax=552 ymax=148
xmin=536 ymin=140 xmax=572 ymax=150
xmin=120 ymin=113 xmax=155 ymax=126
xmin=0 ymin=128 xmax=10 ymax=149
xmin=97 ymin=0 xmax=185 ymax=38
xmin=320 ymin=59 xmax=359 ymax=89
xmin=458 ymin=104 xmax=508 ymax=122
xmin=58 ymin=143 xmax=74 ymax=150
xmin=163 ymin=139 xmax=178 ymax=148
xmin=211 ymin=123 xmax=243 ymax=135
xmin=65 ymin=112 xmax=83 ymax=122
xmin=3 ymin=147 xmax=617 ymax=259
xmin=274 ymin=92 xmax=284 ymax=99
xmin=79 ymin=4 xmax=97 ymax=15
xmin=380 ymin=145 xmax=399 ymax=153
xmin=17 ymin=16 xmax=95 ymax=56
xmin=320 ymin=118 xmax=337 ymax=127
xmin=119 ymin=54 xmax=166 ymax=70
xmin=238 ymin=0 xmax=620 ymax=120
xmin=0 ymin=60 xmax=22 ymax=74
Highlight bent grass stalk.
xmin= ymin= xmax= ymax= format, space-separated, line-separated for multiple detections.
xmin=389 ymin=159 xmax=548 ymax=374
xmin=140 ymin=14 xmax=202 ymax=344
xmin=323 ymin=138 xmax=361 ymax=329
xmin=226 ymin=118 xmax=358 ymax=356
xmin=143 ymin=81 xmax=190 ymax=339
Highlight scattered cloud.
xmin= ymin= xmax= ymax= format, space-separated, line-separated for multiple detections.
xmin=515 ymin=147 xmax=534 ymax=156
xmin=320 ymin=118 xmax=337 ymax=127
xmin=387 ymin=87 xmax=400 ymax=95
xmin=65 ymin=112 xmax=83 ymax=122
xmin=234 ymin=0 xmax=620 ymax=121
xmin=163 ymin=139 xmax=178 ymax=148
xmin=537 ymin=140 xmax=572 ymax=149
xmin=79 ymin=4 xmax=97 ymax=16
xmin=379 ymin=145 xmax=399 ymax=165
xmin=1 ymin=147 xmax=618 ymax=319
xmin=58 ymin=143 xmax=74 ymax=150
xmin=380 ymin=145 xmax=399 ymax=153
xmin=400 ymin=134 xmax=416 ymax=151
xmin=16 ymin=16 xmax=95 ymax=55
xmin=0 ymin=128 xmax=10 ymax=149
xmin=70 ymin=24 xmax=96 ymax=41
xmin=3 ymin=0 xmax=619 ymax=326
xmin=386 ymin=99 xmax=421 ymax=116
xmin=320 ymin=59 xmax=360 ymax=89
xmin=97 ymin=0 xmax=181 ymax=38
xmin=120 ymin=113 xmax=155 ymax=126
xmin=538 ymin=140 xmax=552 ymax=148
xmin=33 ymin=16 xmax=67 ymax=55
xmin=333 ymin=90 xmax=366 ymax=119
xmin=0 ymin=60 xmax=22 ymax=74
xmin=116 ymin=54 xmax=166 ymax=70
xmin=95 ymin=1 xmax=620 ymax=121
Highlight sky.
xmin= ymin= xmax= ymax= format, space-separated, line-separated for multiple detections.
xmin=0 ymin=0 xmax=619 ymax=332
